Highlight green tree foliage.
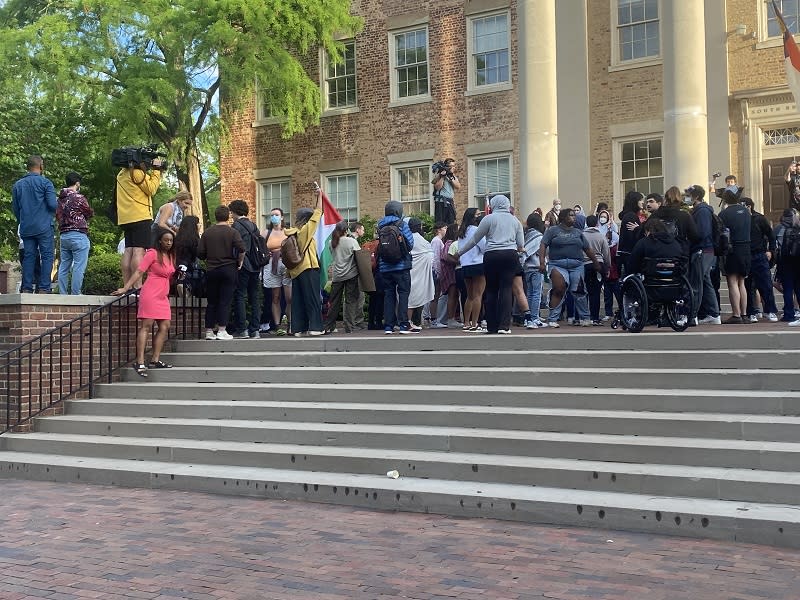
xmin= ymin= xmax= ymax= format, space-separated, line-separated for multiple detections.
xmin=0 ymin=0 xmax=362 ymax=222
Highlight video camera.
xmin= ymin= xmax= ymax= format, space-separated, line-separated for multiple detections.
xmin=111 ymin=144 xmax=167 ymax=170
xmin=431 ymin=160 xmax=454 ymax=180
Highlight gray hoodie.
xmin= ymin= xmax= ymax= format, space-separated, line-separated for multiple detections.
xmin=458 ymin=195 xmax=524 ymax=255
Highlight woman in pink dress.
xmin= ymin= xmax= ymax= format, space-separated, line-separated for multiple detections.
xmin=113 ymin=227 xmax=176 ymax=378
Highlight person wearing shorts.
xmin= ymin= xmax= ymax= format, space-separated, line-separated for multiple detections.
xmin=116 ymin=161 xmax=163 ymax=286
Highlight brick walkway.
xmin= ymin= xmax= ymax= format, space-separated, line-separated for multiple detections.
xmin=1 ymin=480 xmax=799 ymax=600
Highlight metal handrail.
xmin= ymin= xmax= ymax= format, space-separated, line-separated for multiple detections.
xmin=1 ymin=288 xmax=203 ymax=434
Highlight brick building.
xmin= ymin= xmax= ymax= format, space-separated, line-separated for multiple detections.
xmin=221 ymin=0 xmax=800 ymax=226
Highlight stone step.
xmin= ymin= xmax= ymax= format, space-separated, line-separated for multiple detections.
xmin=30 ymin=415 xmax=800 ymax=471
xmin=160 ymin=349 xmax=800 ymax=370
xmin=0 ymin=452 xmax=797 ymax=548
xmin=171 ymin=330 xmax=800 ymax=353
xmin=63 ymin=398 xmax=800 ymax=441
xmin=4 ymin=433 xmax=800 ymax=505
xmin=121 ymin=365 xmax=800 ymax=392
xmin=92 ymin=382 xmax=800 ymax=415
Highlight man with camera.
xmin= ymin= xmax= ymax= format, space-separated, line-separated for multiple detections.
xmin=116 ymin=153 xmax=164 ymax=284
xmin=432 ymin=158 xmax=460 ymax=225
xmin=785 ymin=162 xmax=800 ymax=211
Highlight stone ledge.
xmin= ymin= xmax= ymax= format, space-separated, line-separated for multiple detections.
xmin=0 ymin=293 xmax=114 ymax=307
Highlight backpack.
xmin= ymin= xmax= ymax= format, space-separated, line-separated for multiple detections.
xmin=377 ymin=223 xmax=407 ymax=264
xmin=281 ymin=232 xmax=309 ymax=269
xmin=241 ymin=219 xmax=269 ymax=269
xmin=781 ymin=226 xmax=800 ymax=260
xmin=710 ymin=211 xmax=731 ymax=257
xmin=659 ymin=217 xmax=681 ymax=242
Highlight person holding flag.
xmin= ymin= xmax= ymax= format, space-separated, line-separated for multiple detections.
xmin=285 ymin=185 xmax=324 ymax=336
xmin=773 ymin=1 xmax=800 ymax=109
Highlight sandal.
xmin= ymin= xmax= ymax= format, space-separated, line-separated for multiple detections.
xmin=133 ymin=363 xmax=148 ymax=378
xmin=148 ymin=360 xmax=172 ymax=369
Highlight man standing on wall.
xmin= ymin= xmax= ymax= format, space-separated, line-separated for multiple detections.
xmin=12 ymin=155 xmax=57 ymax=294
xmin=432 ymin=158 xmax=460 ymax=225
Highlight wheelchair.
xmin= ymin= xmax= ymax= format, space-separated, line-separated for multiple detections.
xmin=610 ymin=257 xmax=693 ymax=333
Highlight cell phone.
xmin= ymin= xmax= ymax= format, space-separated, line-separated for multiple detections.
xmin=312 ymin=181 xmax=321 ymax=191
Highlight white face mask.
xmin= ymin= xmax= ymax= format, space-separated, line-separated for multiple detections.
xmin=683 ymin=196 xmax=693 ymax=205
xmin=554 ymin=205 xmax=561 ymax=212
xmin=599 ymin=217 xmax=608 ymax=224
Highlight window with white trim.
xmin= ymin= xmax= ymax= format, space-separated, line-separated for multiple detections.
xmin=323 ymin=172 xmax=359 ymax=222
xmin=468 ymin=12 xmax=510 ymax=90
xmin=324 ymin=41 xmax=357 ymax=110
xmin=392 ymin=164 xmax=432 ymax=215
xmin=259 ymin=180 xmax=291 ymax=228
xmin=472 ymin=155 xmax=512 ymax=207
xmin=767 ymin=0 xmax=800 ymax=37
xmin=389 ymin=27 xmax=430 ymax=102
xmin=619 ymin=137 xmax=663 ymax=196
xmin=616 ymin=0 xmax=659 ymax=62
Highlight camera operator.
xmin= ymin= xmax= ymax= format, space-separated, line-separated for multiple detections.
xmin=786 ymin=162 xmax=800 ymax=212
xmin=432 ymin=158 xmax=460 ymax=225
xmin=116 ymin=157 xmax=164 ymax=285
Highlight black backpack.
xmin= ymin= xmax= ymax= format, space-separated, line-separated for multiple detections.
xmin=781 ymin=226 xmax=800 ymax=260
xmin=239 ymin=219 xmax=269 ymax=269
xmin=377 ymin=223 xmax=407 ymax=264
xmin=710 ymin=211 xmax=731 ymax=257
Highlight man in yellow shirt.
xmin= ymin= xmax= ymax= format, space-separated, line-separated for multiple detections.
xmin=116 ymin=160 xmax=163 ymax=283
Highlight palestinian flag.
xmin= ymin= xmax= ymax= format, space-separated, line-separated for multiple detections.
xmin=315 ymin=189 xmax=343 ymax=291
xmin=773 ymin=1 xmax=800 ymax=112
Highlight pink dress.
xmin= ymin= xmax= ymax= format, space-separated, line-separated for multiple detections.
xmin=137 ymin=249 xmax=175 ymax=320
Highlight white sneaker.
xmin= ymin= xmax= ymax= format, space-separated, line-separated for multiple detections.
xmin=748 ymin=315 xmax=759 ymax=323
xmin=756 ymin=312 xmax=764 ymax=319
xmin=566 ymin=318 xmax=575 ymax=325
xmin=215 ymin=330 xmax=233 ymax=340
xmin=789 ymin=319 xmax=800 ymax=327
xmin=429 ymin=321 xmax=448 ymax=329
xmin=525 ymin=319 xmax=536 ymax=329
xmin=767 ymin=313 xmax=779 ymax=322
xmin=602 ymin=315 xmax=611 ymax=321
xmin=532 ymin=319 xmax=546 ymax=328
xmin=308 ymin=330 xmax=325 ymax=336
xmin=205 ymin=330 xmax=217 ymax=340
xmin=580 ymin=320 xmax=592 ymax=327
xmin=795 ymin=310 xmax=800 ymax=319
xmin=699 ymin=315 xmax=721 ymax=325
xmin=446 ymin=319 xmax=463 ymax=328
xmin=480 ymin=320 xmax=487 ymax=328
xmin=548 ymin=322 xmax=559 ymax=328
xmin=497 ymin=329 xmax=511 ymax=334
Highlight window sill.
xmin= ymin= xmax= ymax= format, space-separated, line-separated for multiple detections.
xmin=388 ymin=95 xmax=433 ymax=108
xmin=465 ymin=82 xmax=513 ymax=97
xmin=755 ymin=37 xmax=788 ymax=50
xmin=322 ymin=106 xmax=360 ymax=117
xmin=251 ymin=117 xmax=283 ymax=128
xmin=608 ymin=56 xmax=662 ymax=73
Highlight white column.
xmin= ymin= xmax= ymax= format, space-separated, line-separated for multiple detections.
xmin=519 ymin=0 xmax=558 ymax=217
xmin=663 ymin=0 xmax=710 ymax=188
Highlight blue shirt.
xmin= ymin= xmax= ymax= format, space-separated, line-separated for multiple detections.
xmin=12 ymin=172 xmax=57 ymax=237
xmin=377 ymin=215 xmax=414 ymax=273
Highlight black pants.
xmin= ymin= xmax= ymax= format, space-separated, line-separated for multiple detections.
xmin=382 ymin=269 xmax=411 ymax=329
xmin=585 ymin=264 xmax=603 ymax=321
xmin=205 ymin=264 xmax=238 ymax=329
xmin=483 ymin=250 xmax=518 ymax=332
xmin=232 ymin=268 xmax=261 ymax=335
xmin=746 ymin=252 xmax=778 ymax=316
xmin=434 ymin=198 xmax=456 ymax=225
xmin=367 ymin=271 xmax=385 ymax=329
xmin=291 ymin=268 xmax=322 ymax=333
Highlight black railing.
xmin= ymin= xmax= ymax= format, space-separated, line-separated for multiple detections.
xmin=1 ymin=289 xmax=204 ymax=434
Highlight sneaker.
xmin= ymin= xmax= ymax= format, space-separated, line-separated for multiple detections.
xmin=216 ymin=330 xmax=234 ymax=340
xmin=602 ymin=315 xmax=611 ymax=321
xmin=580 ymin=320 xmax=592 ymax=327
xmin=497 ymin=329 xmax=511 ymax=334
xmin=259 ymin=324 xmax=270 ymax=333
xmin=723 ymin=315 xmax=743 ymax=325
xmin=398 ymin=325 xmax=419 ymax=335
xmin=566 ymin=318 xmax=575 ymax=325
xmin=308 ymin=330 xmax=325 ymax=336
xmin=767 ymin=313 xmax=779 ymax=322
xmin=249 ymin=331 xmax=259 ymax=338
xmin=384 ymin=327 xmax=393 ymax=335
xmin=480 ymin=320 xmax=487 ymax=328
xmin=548 ymin=322 xmax=560 ymax=328
xmin=293 ymin=332 xmax=305 ymax=337
xmin=409 ymin=324 xmax=423 ymax=332
xmin=429 ymin=321 xmax=448 ymax=329
xmin=446 ymin=319 xmax=463 ymax=329
xmin=789 ymin=319 xmax=800 ymax=327
xmin=205 ymin=330 xmax=217 ymax=340
xmin=748 ymin=315 xmax=759 ymax=323
xmin=276 ymin=328 xmax=287 ymax=336
xmin=532 ymin=319 xmax=546 ymax=328
xmin=796 ymin=310 xmax=800 ymax=319
xmin=592 ymin=320 xmax=603 ymax=326
xmin=699 ymin=315 xmax=722 ymax=325
xmin=525 ymin=319 xmax=536 ymax=329
xmin=232 ymin=331 xmax=250 ymax=339
xmin=756 ymin=312 xmax=764 ymax=319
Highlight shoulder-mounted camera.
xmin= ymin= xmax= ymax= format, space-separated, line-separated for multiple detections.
xmin=111 ymin=144 xmax=167 ymax=170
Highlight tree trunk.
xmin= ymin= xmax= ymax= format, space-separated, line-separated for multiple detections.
xmin=175 ymin=143 xmax=209 ymax=233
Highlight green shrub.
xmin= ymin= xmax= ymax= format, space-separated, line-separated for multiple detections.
xmin=83 ymin=252 xmax=123 ymax=295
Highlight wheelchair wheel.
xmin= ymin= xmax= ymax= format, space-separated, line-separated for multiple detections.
xmin=620 ymin=276 xmax=647 ymax=333
xmin=665 ymin=275 xmax=694 ymax=332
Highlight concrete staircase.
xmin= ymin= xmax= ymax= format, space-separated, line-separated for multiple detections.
xmin=2 ymin=330 xmax=800 ymax=547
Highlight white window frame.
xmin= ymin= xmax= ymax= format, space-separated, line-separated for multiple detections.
xmin=757 ymin=0 xmax=800 ymax=49
xmin=468 ymin=153 xmax=513 ymax=209
xmin=391 ymin=162 xmax=433 ymax=216
xmin=466 ymin=10 xmax=512 ymax=95
xmin=322 ymin=171 xmax=359 ymax=222
xmin=613 ymin=135 xmax=664 ymax=202
xmin=321 ymin=40 xmax=359 ymax=116
xmin=388 ymin=25 xmax=432 ymax=107
xmin=257 ymin=179 xmax=292 ymax=229
xmin=252 ymin=81 xmax=283 ymax=127
xmin=609 ymin=0 xmax=661 ymax=72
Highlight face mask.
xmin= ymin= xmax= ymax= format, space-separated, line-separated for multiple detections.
xmin=270 ymin=215 xmax=281 ymax=225
xmin=554 ymin=205 xmax=561 ymax=212
xmin=599 ymin=217 xmax=608 ymax=225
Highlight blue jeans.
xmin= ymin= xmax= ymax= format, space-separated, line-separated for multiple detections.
xmin=548 ymin=259 xmax=588 ymax=322
xmin=22 ymin=231 xmax=54 ymax=293
xmin=58 ymin=231 xmax=90 ymax=295
xmin=524 ymin=270 xmax=543 ymax=321
xmin=382 ymin=269 xmax=411 ymax=329
xmin=777 ymin=260 xmax=800 ymax=321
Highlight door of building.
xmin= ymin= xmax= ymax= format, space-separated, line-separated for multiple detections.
xmin=762 ymin=157 xmax=794 ymax=224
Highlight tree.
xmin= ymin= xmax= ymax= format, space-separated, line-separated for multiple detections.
xmin=0 ymin=0 xmax=361 ymax=223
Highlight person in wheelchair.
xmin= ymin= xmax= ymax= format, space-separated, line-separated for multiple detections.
xmin=618 ymin=218 xmax=692 ymax=332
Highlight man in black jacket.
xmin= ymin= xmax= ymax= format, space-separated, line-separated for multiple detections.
xmin=229 ymin=199 xmax=262 ymax=338
xmin=742 ymin=197 xmax=778 ymax=322
xmin=687 ymin=185 xmax=721 ymax=325
xmin=652 ymin=190 xmax=700 ymax=259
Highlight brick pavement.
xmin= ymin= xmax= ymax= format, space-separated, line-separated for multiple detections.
xmin=1 ymin=481 xmax=800 ymax=599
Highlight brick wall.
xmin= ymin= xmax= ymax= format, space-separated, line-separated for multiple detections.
xmin=221 ymin=0 xmax=521 ymax=223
